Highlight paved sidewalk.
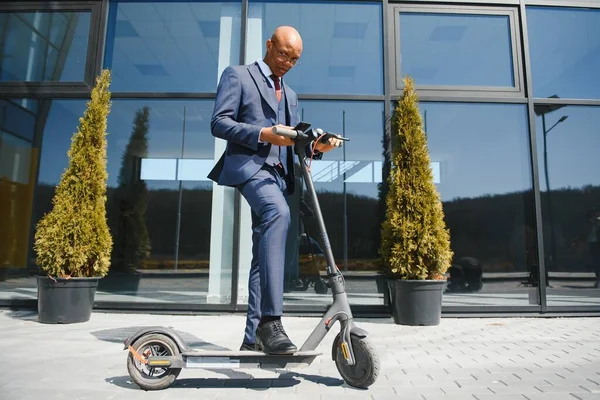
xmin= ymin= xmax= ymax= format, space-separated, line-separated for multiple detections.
xmin=0 ymin=310 xmax=599 ymax=400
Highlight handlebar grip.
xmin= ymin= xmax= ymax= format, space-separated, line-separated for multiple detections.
xmin=271 ymin=126 xmax=298 ymax=138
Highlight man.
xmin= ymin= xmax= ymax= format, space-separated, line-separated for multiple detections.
xmin=208 ymin=26 xmax=341 ymax=354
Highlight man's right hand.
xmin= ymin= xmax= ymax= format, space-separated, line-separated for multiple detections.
xmin=259 ymin=124 xmax=295 ymax=147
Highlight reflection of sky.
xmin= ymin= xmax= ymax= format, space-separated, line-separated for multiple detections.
xmin=105 ymin=2 xmax=241 ymax=92
xmin=251 ymin=1 xmax=383 ymax=95
xmin=36 ymin=100 xmax=216 ymax=187
xmin=535 ymin=106 xmax=600 ymax=191
xmin=34 ymin=100 xmax=599 ymax=203
xmin=60 ymin=13 xmax=92 ymax=81
xmin=527 ymin=7 xmax=600 ymax=99
xmin=24 ymin=4 xmax=600 ymax=203
xmin=300 ymin=101 xmax=384 ymax=199
xmin=101 ymin=1 xmax=384 ymax=95
xmin=37 ymin=101 xmax=86 ymax=185
xmin=420 ymin=103 xmax=531 ymax=202
xmin=0 ymin=11 xmax=90 ymax=82
xmin=400 ymin=12 xmax=514 ymax=87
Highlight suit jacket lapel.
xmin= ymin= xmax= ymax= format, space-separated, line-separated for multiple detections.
xmin=248 ymin=62 xmax=278 ymax=114
xmin=282 ymin=81 xmax=296 ymax=125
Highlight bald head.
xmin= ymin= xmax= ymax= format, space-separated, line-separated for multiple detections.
xmin=264 ymin=26 xmax=303 ymax=78
xmin=271 ymin=26 xmax=303 ymax=48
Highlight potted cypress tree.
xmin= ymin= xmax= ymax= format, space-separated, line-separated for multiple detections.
xmin=34 ymin=69 xmax=113 ymax=324
xmin=380 ymin=76 xmax=453 ymax=326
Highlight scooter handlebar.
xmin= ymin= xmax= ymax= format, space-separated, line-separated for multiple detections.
xmin=271 ymin=126 xmax=298 ymax=138
xmin=272 ymin=126 xmax=350 ymax=143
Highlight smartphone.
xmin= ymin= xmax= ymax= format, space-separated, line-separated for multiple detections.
xmin=294 ymin=121 xmax=311 ymax=132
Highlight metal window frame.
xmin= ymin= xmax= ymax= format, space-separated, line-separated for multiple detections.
xmin=0 ymin=1 xmax=103 ymax=96
xmin=521 ymin=0 xmax=600 ymax=314
xmin=1 ymin=0 xmax=599 ymax=316
xmin=388 ymin=3 xmax=525 ymax=99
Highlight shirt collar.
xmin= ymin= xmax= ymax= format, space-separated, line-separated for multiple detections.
xmin=257 ymin=59 xmax=280 ymax=85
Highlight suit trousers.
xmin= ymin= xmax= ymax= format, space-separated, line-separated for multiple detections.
xmin=237 ymin=164 xmax=290 ymax=344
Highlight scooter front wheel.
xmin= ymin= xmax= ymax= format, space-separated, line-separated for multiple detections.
xmin=333 ymin=333 xmax=380 ymax=388
xmin=127 ymin=333 xmax=181 ymax=390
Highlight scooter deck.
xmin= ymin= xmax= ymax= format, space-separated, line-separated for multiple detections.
xmin=179 ymin=350 xmax=322 ymax=370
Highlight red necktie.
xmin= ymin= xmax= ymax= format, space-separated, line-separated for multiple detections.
xmin=272 ymin=75 xmax=281 ymax=102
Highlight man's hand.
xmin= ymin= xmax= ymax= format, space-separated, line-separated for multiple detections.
xmin=314 ymin=136 xmax=343 ymax=153
xmin=260 ymin=124 xmax=295 ymax=146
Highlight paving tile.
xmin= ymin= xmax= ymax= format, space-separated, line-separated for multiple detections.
xmin=1 ymin=312 xmax=599 ymax=400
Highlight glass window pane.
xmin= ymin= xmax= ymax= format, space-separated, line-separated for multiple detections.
xmin=0 ymin=99 xmax=230 ymax=306
xmin=0 ymin=98 xmax=39 ymax=277
xmin=527 ymin=7 xmax=600 ymax=100
xmin=105 ymin=2 xmax=241 ymax=92
xmin=280 ymin=101 xmax=385 ymax=307
xmin=0 ymin=100 xmax=36 ymax=141
xmin=420 ymin=103 xmax=537 ymax=307
xmin=399 ymin=12 xmax=515 ymax=87
xmin=247 ymin=2 xmax=383 ymax=95
xmin=534 ymin=105 xmax=600 ymax=305
xmin=0 ymin=130 xmax=35 ymax=271
xmin=0 ymin=11 xmax=91 ymax=82
xmin=0 ymin=132 xmax=31 ymax=185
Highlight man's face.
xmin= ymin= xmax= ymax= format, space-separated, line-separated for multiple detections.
xmin=265 ymin=38 xmax=302 ymax=78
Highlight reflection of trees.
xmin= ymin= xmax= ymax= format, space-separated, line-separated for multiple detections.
xmin=111 ymin=107 xmax=151 ymax=272
xmin=542 ymin=185 xmax=600 ymax=272
xmin=307 ymin=191 xmax=380 ymax=265
xmin=145 ymin=186 xmax=213 ymax=266
xmin=376 ymin=111 xmax=393 ymax=268
xmin=35 ymin=174 xmax=600 ymax=274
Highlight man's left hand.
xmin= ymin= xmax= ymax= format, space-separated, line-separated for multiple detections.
xmin=314 ymin=136 xmax=343 ymax=153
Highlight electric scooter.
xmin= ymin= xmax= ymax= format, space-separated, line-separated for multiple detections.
xmin=123 ymin=122 xmax=380 ymax=390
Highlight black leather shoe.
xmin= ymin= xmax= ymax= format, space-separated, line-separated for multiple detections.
xmin=256 ymin=319 xmax=297 ymax=355
xmin=239 ymin=342 xmax=262 ymax=352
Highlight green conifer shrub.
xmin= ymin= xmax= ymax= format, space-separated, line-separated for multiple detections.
xmin=34 ymin=70 xmax=113 ymax=277
xmin=380 ymin=76 xmax=453 ymax=280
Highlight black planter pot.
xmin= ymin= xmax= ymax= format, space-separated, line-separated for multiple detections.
xmin=37 ymin=276 xmax=100 ymax=324
xmin=388 ymin=279 xmax=445 ymax=326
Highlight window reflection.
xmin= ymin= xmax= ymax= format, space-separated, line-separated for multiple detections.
xmin=22 ymin=99 xmax=224 ymax=304
xmin=284 ymin=101 xmax=385 ymax=306
xmin=107 ymin=100 xmax=215 ymax=277
xmin=105 ymin=2 xmax=241 ymax=92
xmin=420 ymin=103 xmax=536 ymax=306
xmin=247 ymin=1 xmax=383 ymax=95
xmin=0 ymin=11 xmax=91 ymax=82
xmin=399 ymin=12 xmax=515 ymax=87
xmin=0 ymin=112 xmax=35 ymax=270
xmin=534 ymin=106 xmax=600 ymax=302
xmin=527 ymin=7 xmax=600 ymax=100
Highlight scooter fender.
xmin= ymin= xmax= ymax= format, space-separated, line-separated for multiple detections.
xmin=331 ymin=326 xmax=369 ymax=360
xmin=123 ymin=326 xmax=190 ymax=353
xmin=350 ymin=326 xmax=368 ymax=338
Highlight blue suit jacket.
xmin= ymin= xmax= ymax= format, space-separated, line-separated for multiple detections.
xmin=208 ymin=62 xmax=309 ymax=194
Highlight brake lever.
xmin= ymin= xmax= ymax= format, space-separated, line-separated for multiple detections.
xmin=311 ymin=128 xmax=350 ymax=143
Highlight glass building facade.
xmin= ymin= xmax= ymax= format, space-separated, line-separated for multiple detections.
xmin=0 ymin=0 xmax=598 ymax=315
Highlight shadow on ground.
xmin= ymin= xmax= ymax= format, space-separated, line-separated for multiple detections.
xmin=91 ymin=327 xmax=229 ymax=350
xmin=2 ymin=309 xmax=38 ymax=321
xmin=106 ymin=370 xmax=344 ymax=391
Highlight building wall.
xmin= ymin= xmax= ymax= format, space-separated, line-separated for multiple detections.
xmin=0 ymin=0 xmax=598 ymax=314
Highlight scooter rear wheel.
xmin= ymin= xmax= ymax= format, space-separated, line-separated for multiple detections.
xmin=333 ymin=333 xmax=380 ymax=388
xmin=127 ymin=333 xmax=181 ymax=390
